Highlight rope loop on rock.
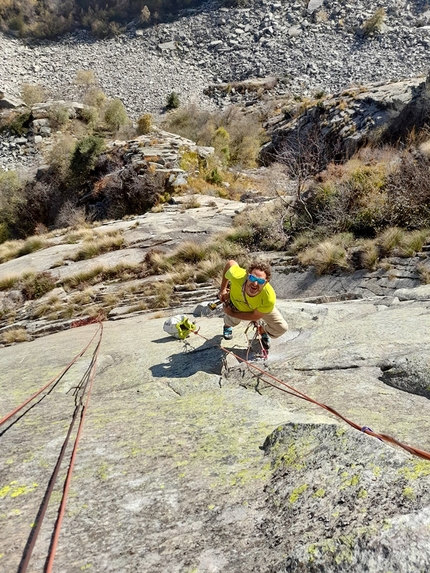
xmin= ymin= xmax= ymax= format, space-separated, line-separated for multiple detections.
xmin=193 ymin=329 xmax=430 ymax=462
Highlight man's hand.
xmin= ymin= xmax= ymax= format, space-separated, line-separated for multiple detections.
xmin=218 ymin=289 xmax=229 ymax=303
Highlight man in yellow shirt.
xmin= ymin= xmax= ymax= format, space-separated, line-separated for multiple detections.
xmin=218 ymin=258 xmax=288 ymax=351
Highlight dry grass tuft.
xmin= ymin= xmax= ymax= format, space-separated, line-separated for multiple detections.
xmin=0 ymin=236 xmax=48 ymax=264
xmin=2 ymin=328 xmax=30 ymax=344
xmin=298 ymin=235 xmax=352 ymax=275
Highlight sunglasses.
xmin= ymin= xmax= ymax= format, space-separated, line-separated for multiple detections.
xmin=248 ymin=273 xmax=266 ymax=285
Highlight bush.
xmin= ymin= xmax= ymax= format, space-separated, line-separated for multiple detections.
xmin=96 ymin=167 xmax=166 ymax=219
xmin=385 ymin=152 xmax=430 ymax=229
xmin=70 ymin=135 xmax=105 ymax=178
xmin=166 ymin=92 xmax=180 ymax=110
xmin=137 ymin=113 xmax=152 ymax=135
xmin=80 ymin=106 xmax=99 ymax=128
xmin=227 ymin=202 xmax=288 ymax=251
xmin=163 ymin=104 xmax=264 ymax=167
xmin=104 ymin=98 xmax=129 ymax=131
xmin=361 ymin=8 xmax=386 ymax=36
xmin=48 ymin=104 xmax=70 ymax=129
xmin=20 ymin=271 xmax=56 ymax=299
xmin=8 ymin=111 xmax=31 ymax=135
xmin=55 ymin=201 xmax=87 ymax=229
xmin=0 ymin=171 xmax=25 ymax=235
xmin=45 ymin=133 xmax=75 ymax=176
xmin=83 ymin=87 xmax=107 ymax=109
xmin=20 ymin=83 xmax=47 ymax=106
xmin=75 ymin=69 xmax=98 ymax=93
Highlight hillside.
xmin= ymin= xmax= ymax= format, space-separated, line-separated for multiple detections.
xmin=1 ymin=0 xmax=430 ymax=118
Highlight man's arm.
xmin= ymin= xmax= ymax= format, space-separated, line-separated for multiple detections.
xmin=218 ymin=259 xmax=237 ymax=302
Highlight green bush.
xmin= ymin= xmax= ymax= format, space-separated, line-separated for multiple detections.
xmin=70 ymin=135 xmax=105 ymax=178
xmin=163 ymin=104 xmax=264 ymax=167
xmin=0 ymin=171 xmax=24 ymax=233
xmin=104 ymin=98 xmax=129 ymax=131
xmin=166 ymin=92 xmax=180 ymax=110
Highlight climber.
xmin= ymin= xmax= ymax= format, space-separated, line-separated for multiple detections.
xmin=217 ymin=258 xmax=288 ymax=352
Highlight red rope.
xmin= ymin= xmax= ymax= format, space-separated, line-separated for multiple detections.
xmin=194 ymin=329 xmax=430 ymax=461
xmin=0 ymin=322 xmax=102 ymax=428
xmin=8 ymin=324 xmax=103 ymax=573
xmin=45 ymin=323 xmax=103 ymax=572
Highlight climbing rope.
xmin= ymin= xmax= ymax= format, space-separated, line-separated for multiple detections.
xmin=0 ymin=322 xmax=103 ymax=573
xmin=193 ymin=328 xmax=430 ymax=462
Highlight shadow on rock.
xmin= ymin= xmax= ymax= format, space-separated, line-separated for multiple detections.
xmin=150 ymin=335 xmax=225 ymax=377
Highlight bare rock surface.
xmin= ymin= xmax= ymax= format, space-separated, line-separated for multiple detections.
xmin=1 ymin=288 xmax=430 ymax=572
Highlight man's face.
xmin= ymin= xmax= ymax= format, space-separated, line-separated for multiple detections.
xmin=245 ymin=268 xmax=267 ymax=298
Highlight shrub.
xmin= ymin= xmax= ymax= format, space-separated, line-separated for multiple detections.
xmin=228 ymin=202 xmax=288 ymax=251
xmin=206 ymin=168 xmax=223 ymax=185
xmin=55 ymin=201 xmax=87 ymax=229
xmin=70 ymin=135 xmax=105 ymax=178
xmin=48 ymin=104 xmax=70 ymax=129
xmin=385 ymin=152 xmax=430 ymax=229
xmin=212 ymin=127 xmax=230 ymax=165
xmin=98 ymin=167 xmax=166 ymax=219
xmin=80 ymin=106 xmax=99 ymax=128
xmin=8 ymin=111 xmax=31 ymax=135
xmin=166 ymin=91 xmax=180 ymax=110
xmin=361 ymin=8 xmax=386 ymax=36
xmin=140 ymin=5 xmax=151 ymax=23
xmin=104 ymin=98 xmax=129 ymax=131
xmin=137 ymin=113 xmax=152 ymax=135
xmin=75 ymin=69 xmax=98 ymax=93
xmin=20 ymin=83 xmax=47 ymax=106
xmin=0 ymin=171 xmax=25 ymax=235
xmin=83 ymin=87 xmax=107 ymax=109
xmin=45 ymin=133 xmax=75 ymax=176
xmin=20 ymin=271 xmax=56 ymax=299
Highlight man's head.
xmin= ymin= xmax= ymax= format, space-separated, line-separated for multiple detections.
xmin=245 ymin=259 xmax=271 ymax=297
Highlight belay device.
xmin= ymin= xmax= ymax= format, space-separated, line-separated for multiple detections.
xmin=163 ymin=314 xmax=197 ymax=339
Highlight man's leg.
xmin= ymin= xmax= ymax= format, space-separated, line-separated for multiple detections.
xmin=262 ymin=307 xmax=288 ymax=338
xmin=223 ymin=313 xmax=242 ymax=340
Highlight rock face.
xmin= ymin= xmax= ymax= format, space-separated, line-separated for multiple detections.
xmin=1 ymin=289 xmax=430 ymax=572
xmin=1 ymin=0 xmax=430 ymax=119
xmin=261 ymin=73 xmax=430 ymax=164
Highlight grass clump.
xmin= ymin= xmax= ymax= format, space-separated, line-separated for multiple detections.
xmin=1 ymin=328 xmax=30 ymax=344
xmin=69 ymin=232 xmax=124 ymax=261
xmin=298 ymin=234 xmax=353 ymax=275
xmin=0 ymin=236 xmax=48 ymax=264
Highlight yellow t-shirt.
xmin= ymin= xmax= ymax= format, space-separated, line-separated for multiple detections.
xmin=225 ymin=264 xmax=276 ymax=313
